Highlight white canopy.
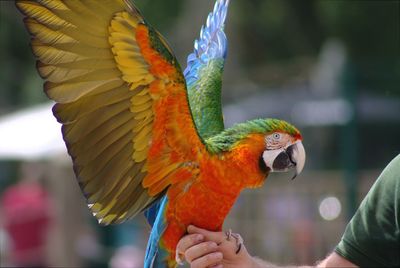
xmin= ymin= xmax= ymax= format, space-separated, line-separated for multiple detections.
xmin=0 ymin=103 xmax=67 ymax=160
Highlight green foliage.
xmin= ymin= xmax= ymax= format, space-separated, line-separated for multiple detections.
xmin=234 ymin=0 xmax=324 ymax=63
xmin=317 ymin=0 xmax=400 ymax=95
xmin=233 ymin=0 xmax=399 ymax=95
xmin=134 ymin=0 xmax=184 ymax=32
xmin=0 ymin=1 xmax=46 ymax=110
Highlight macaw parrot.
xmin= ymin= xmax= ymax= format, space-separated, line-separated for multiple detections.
xmin=16 ymin=0 xmax=306 ymax=267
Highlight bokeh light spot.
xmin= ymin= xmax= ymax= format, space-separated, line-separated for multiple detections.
xmin=319 ymin=196 xmax=341 ymax=221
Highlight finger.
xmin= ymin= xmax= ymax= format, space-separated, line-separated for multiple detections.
xmin=191 ymin=252 xmax=223 ymax=268
xmin=185 ymin=241 xmax=218 ymax=263
xmin=176 ymin=233 xmax=205 ymax=254
xmin=187 ymin=225 xmax=224 ymax=244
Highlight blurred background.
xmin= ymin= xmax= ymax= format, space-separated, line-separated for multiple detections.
xmin=0 ymin=0 xmax=399 ymax=267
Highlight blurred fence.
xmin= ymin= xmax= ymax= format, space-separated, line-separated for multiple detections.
xmin=225 ymin=169 xmax=379 ymax=265
xmin=225 ymin=171 xmax=379 ymax=265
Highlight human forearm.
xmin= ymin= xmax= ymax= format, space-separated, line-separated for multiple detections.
xmin=251 ymin=256 xmax=314 ymax=268
xmin=250 ymin=252 xmax=357 ymax=268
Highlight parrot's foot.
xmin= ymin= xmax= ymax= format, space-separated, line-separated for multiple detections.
xmin=225 ymin=229 xmax=244 ymax=254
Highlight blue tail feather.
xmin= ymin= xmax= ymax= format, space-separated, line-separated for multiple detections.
xmin=144 ymin=196 xmax=169 ymax=268
xmin=144 ymin=198 xmax=164 ymax=227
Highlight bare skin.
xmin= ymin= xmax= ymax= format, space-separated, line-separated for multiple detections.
xmin=176 ymin=225 xmax=358 ymax=268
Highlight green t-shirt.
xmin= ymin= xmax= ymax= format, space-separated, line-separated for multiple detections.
xmin=335 ymin=154 xmax=400 ymax=267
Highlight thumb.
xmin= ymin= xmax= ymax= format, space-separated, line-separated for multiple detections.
xmin=187 ymin=225 xmax=224 ymax=244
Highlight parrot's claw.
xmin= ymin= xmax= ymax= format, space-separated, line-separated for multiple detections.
xmin=225 ymin=229 xmax=244 ymax=254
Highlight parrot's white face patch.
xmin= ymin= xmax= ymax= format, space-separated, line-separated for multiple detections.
xmin=262 ymin=149 xmax=284 ymax=171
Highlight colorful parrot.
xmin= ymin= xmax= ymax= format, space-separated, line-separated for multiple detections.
xmin=16 ymin=0 xmax=306 ymax=267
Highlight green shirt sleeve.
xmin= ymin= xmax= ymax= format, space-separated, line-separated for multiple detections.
xmin=335 ymin=154 xmax=400 ymax=267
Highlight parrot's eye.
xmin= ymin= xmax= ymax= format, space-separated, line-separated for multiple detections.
xmin=265 ymin=133 xmax=284 ymax=149
xmin=272 ymin=133 xmax=281 ymax=140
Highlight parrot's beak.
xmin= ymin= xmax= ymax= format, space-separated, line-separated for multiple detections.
xmin=262 ymin=140 xmax=305 ymax=179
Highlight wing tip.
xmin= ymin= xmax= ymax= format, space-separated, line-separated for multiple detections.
xmin=184 ymin=0 xmax=230 ymax=80
xmin=15 ymin=0 xmax=29 ymax=14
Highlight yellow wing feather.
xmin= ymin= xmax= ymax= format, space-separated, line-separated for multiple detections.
xmin=17 ymin=0 xmax=204 ymax=225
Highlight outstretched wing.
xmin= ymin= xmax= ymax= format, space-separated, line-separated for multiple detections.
xmin=184 ymin=0 xmax=230 ymax=139
xmin=17 ymin=0 xmax=204 ymax=225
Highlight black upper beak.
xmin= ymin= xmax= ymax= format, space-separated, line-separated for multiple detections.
xmin=272 ymin=150 xmax=295 ymax=171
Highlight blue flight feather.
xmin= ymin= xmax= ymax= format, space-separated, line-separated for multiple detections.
xmin=184 ymin=0 xmax=230 ymax=88
xmin=144 ymin=196 xmax=168 ymax=268
xmin=144 ymin=199 xmax=163 ymax=227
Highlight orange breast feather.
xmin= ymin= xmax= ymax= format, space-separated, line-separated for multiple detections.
xmin=161 ymin=134 xmax=268 ymax=256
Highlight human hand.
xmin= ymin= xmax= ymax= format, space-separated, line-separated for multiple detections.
xmin=176 ymin=225 xmax=256 ymax=268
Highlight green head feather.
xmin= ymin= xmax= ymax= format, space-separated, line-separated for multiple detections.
xmin=205 ymin=118 xmax=300 ymax=154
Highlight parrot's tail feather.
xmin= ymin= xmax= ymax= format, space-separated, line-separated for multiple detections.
xmin=144 ymin=196 xmax=169 ymax=268
xmin=144 ymin=197 xmax=165 ymax=227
